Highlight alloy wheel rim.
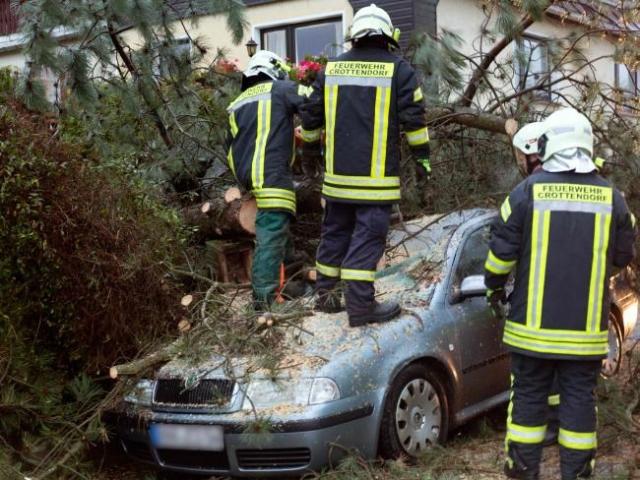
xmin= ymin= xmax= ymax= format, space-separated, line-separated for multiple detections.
xmin=395 ymin=378 xmax=441 ymax=455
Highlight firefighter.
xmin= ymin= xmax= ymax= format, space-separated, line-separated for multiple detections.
xmin=226 ymin=50 xmax=307 ymax=311
xmin=300 ymin=3 xmax=431 ymax=326
xmin=512 ymin=121 xmax=560 ymax=447
xmin=485 ymin=107 xmax=636 ymax=480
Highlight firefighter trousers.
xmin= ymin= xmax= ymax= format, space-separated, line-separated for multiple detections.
xmin=252 ymin=210 xmax=294 ymax=306
xmin=315 ymin=201 xmax=391 ymax=315
xmin=507 ymin=352 xmax=600 ymax=480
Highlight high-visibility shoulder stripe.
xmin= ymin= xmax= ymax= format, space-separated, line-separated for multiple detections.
xmin=228 ymin=82 xmax=273 ymax=112
xmin=558 ymin=429 xmax=597 ymax=450
xmin=501 ymin=197 xmax=512 ymax=222
xmin=229 ymin=111 xmax=239 ymax=137
xmin=485 ymin=250 xmax=516 ymax=275
xmin=341 ymin=268 xmax=376 ymax=282
xmin=406 ymin=127 xmax=429 ymax=147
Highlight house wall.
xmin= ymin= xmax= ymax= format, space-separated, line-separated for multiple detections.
xmin=119 ymin=0 xmax=354 ymax=69
xmin=436 ymin=0 xmax=617 ymax=106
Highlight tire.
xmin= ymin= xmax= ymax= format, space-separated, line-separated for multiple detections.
xmin=601 ymin=312 xmax=623 ymax=378
xmin=378 ymin=363 xmax=449 ymax=458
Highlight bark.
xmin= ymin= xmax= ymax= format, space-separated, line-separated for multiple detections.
xmin=183 ymin=182 xmax=322 ymax=240
xmin=109 ymin=340 xmax=181 ymax=379
xmin=426 ymin=106 xmax=518 ymax=134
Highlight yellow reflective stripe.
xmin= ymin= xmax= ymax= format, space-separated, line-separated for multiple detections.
xmin=406 ymin=126 xmax=430 ymax=147
xmin=371 ymin=86 xmax=391 ymax=178
xmin=228 ymin=82 xmax=273 ymax=111
xmin=548 ymin=394 xmax=560 ymax=406
xmin=631 ymin=213 xmax=637 ymax=228
xmin=322 ymin=184 xmax=401 ymax=202
xmin=501 ymin=197 xmax=512 ymax=222
xmin=413 ymin=86 xmax=424 ymax=103
xmin=594 ymin=157 xmax=605 ymax=169
xmin=251 ymin=100 xmax=271 ymax=189
xmin=558 ymin=429 xmax=597 ymax=450
xmin=255 ymin=198 xmax=296 ymax=212
xmin=300 ymin=127 xmax=321 ymax=143
xmin=316 ymin=261 xmax=340 ymax=278
xmin=587 ymin=213 xmax=611 ymax=332
xmin=503 ymin=330 xmax=609 ymax=356
xmin=229 ymin=111 xmax=239 ymax=136
xmin=341 ymin=268 xmax=376 ymax=282
xmin=505 ymin=321 xmax=608 ymax=342
xmin=324 ymin=173 xmax=400 ymax=188
xmin=485 ymin=250 xmax=516 ymax=275
xmin=527 ymin=209 xmax=550 ymax=330
xmin=227 ymin=150 xmax=236 ymax=176
xmin=507 ymin=422 xmax=547 ymax=444
xmin=253 ymin=188 xmax=296 ymax=201
xmin=324 ymin=85 xmax=338 ymax=175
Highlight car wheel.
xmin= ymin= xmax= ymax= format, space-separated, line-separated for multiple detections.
xmin=378 ymin=363 xmax=449 ymax=458
xmin=601 ymin=312 xmax=623 ymax=378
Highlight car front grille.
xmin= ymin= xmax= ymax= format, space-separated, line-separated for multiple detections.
xmin=154 ymin=378 xmax=235 ymax=407
xmin=157 ymin=449 xmax=230 ymax=470
xmin=122 ymin=439 xmax=154 ymax=463
xmin=236 ymin=448 xmax=311 ymax=470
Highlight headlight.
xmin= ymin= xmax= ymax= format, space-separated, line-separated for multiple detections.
xmin=242 ymin=378 xmax=340 ymax=410
xmin=124 ymin=379 xmax=155 ymax=406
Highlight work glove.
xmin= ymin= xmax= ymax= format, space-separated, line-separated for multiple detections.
xmin=415 ymin=158 xmax=432 ymax=182
xmin=486 ymin=288 xmax=507 ymax=319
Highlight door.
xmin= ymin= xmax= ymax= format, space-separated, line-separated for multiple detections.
xmin=448 ymin=224 xmax=510 ymax=407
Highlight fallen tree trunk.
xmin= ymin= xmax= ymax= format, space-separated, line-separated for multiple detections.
xmin=183 ymin=182 xmax=322 ymax=240
xmin=426 ymin=106 xmax=518 ymax=135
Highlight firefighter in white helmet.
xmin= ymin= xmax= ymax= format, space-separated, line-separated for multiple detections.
xmin=300 ymin=4 xmax=431 ymax=326
xmin=226 ymin=50 xmax=310 ymax=311
xmin=485 ymin=107 xmax=636 ymax=479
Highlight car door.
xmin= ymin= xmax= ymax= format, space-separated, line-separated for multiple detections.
xmin=447 ymin=223 xmax=510 ymax=408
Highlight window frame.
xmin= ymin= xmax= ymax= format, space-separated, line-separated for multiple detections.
xmin=614 ymin=63 xmax=639 ymax=111
xmin=515 ymin=34 xmax=552 ymax=101
xmin=255 ymin=12 xmax=346 ymax=62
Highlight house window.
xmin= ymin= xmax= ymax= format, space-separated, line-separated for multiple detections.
xmin=516 ymin=36 xmax=551 ymax=99
xmin=615 ymin=63 xmax=638 ymax=97
xmin=260 ymin=17 xmax=343 ymax=62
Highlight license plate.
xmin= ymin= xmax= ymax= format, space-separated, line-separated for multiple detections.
xmin=149 ymin=424 xmax=224 ymax=451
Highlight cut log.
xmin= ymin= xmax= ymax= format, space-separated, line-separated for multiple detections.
xmin=426 ymin=106 xmax=516 ymax=135
xmin=109 ymin=340 xmax=181 ymax=379
xmin=182 ymin=194 xmax=258 ymax=238
xmin=224 ymin=187 xmax=242 ymax=203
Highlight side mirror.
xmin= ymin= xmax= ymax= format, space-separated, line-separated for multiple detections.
xmin=460 ymin=275 xmax=487 ymax=298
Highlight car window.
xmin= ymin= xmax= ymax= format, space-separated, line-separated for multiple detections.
xmin=453 ymin=225 xmax=491 ymax=287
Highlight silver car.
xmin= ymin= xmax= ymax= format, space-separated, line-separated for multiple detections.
xmin=114 ymin=209 xmax=638 ymax=478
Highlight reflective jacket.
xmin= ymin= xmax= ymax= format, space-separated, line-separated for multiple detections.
xmin=300 ymin=47 xmax=429 ymax=204
xmin=485 ymin=170 xmax=636 ymax=360
xmin=226 ymin=80 xmax=305 ymax=215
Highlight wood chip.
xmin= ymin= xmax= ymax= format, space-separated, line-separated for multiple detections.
xmin=180 ymin=294 xmax=194 ymax=307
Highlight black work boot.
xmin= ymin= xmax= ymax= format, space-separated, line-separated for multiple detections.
xmin=315 ymin=290 xmax=344 ymax=313
xmin=504 ymin=461 xmax=539 ymax=480
xmin=348 ymin=301 xmax=400 ymax=327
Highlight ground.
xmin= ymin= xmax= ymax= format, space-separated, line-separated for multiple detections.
xmin=96 ymin=331 xmax=640 ymax=480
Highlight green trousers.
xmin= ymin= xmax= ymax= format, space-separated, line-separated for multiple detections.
xmin=252 ymin=210 xmax=294 ymax=306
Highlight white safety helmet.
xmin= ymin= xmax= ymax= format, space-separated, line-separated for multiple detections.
xmin=539 ymin=108 xmax=593 ymax=161
xmin=348 ymin=3 xmax=399 ymax=47
xmin=512 ymin=122 xmax=545 ymax=155
xmin=244 ymin=50 xmax=288 ymax=81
